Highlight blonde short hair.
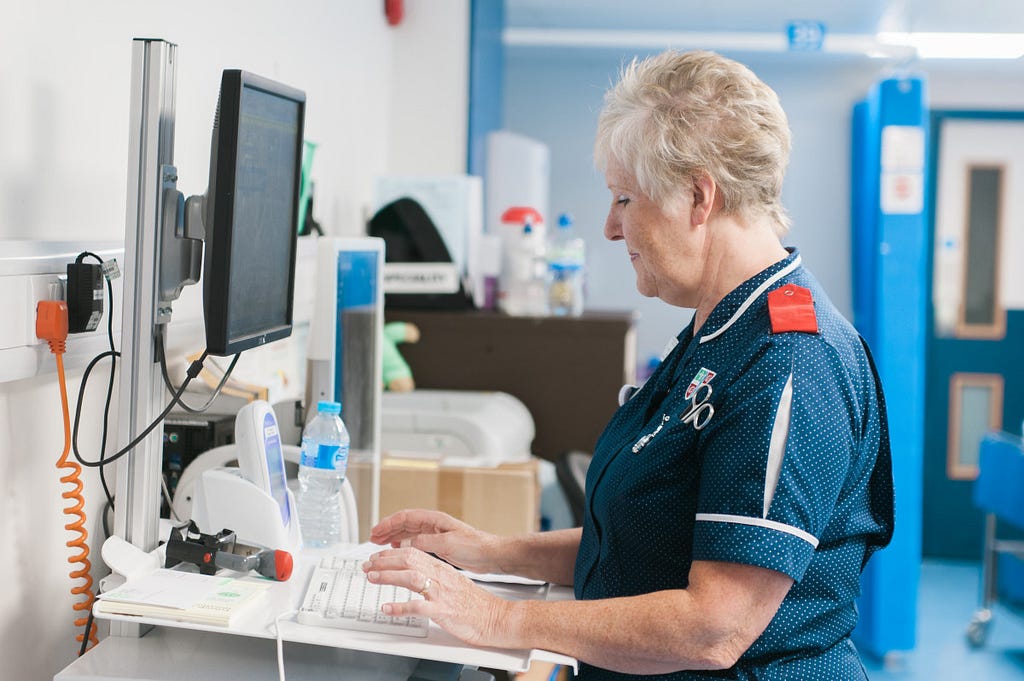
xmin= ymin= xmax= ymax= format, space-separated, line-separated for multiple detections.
xmin=594 ymin=50 xmax=792 ymax=234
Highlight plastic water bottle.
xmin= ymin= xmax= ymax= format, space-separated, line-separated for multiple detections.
xmin=297 ymin=400 xmax=350 ymax=548
xmin=499 ymin=222 xmax=549 ymax=316
xmin=547 ymin=213 xmax=585 ymax=316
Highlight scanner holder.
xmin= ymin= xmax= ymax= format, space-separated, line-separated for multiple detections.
xmin=191 ymin=466 xmax=302 ymax=553
xmin=164 ymin=520 xmax=293 ymax=581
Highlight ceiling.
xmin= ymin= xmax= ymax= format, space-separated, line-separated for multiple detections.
xmin=504 ymin=0 xmax=1024 ymax=36
xmin=501 ymin=1 xmax=1024 ymax=61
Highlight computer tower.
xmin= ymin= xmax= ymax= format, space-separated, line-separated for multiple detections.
xmin=161 ymin=413 xmax=235 ymax=518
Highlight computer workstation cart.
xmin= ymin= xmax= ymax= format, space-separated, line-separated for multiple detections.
xmin=966 ymin=432 xmax=1024 ymax=647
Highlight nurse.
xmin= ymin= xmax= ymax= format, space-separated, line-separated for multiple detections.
xmin=363 ymin=49 xmax=894 ymax=680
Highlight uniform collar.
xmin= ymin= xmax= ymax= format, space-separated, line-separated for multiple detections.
xmin=696 ymin=248 xmax=802 ymax=345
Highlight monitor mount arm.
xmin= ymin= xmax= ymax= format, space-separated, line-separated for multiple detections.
xmin=156 ymin=165 xmax=206 ymax=325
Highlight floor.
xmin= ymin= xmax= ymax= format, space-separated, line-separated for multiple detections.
xmin=862 ymin=560 xmax=1024 ymax=680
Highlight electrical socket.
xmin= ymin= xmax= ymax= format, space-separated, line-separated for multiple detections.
xmin=0 ymin=243 xmax=123 ymax=383
xmin=4 ymin=273 xmax=65 ymax=346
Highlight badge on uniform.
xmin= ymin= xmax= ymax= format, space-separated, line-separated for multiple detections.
xmin=684 ymin=367 xmax=716 ymax=400
xmin=767 ymin=283 xmax=818 ymax=334
xmin=681 ymin=367 xmax=716 ymax=430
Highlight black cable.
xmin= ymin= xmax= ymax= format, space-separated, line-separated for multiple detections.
xmin=72 ymin=350 xmax=209 ymax=468
xmin=78 ymin=610 xmax=95 ymax=657
xmin=70 ymin=253 xmax=238 ymax=477
xmin=154 ymin=328 xmax=241 ymax=413
xmin=101 ymin=497 xmax=113 ymax=540
xmin=74 ymin=252 xmax=118 ymax=506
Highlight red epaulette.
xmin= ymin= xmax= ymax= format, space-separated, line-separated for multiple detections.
xmin=767 ymin=284 xmax=819 ymax=334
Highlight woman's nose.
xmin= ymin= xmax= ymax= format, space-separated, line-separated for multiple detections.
xmin=604 ymin=213 xmax=622 ymax=241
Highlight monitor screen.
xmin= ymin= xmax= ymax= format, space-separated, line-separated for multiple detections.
xmin=203 ymin=70 xmax=305 ymax=356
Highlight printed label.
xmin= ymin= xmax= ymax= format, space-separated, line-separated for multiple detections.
xmin=301 ymin=442 xmax=350 ymax=470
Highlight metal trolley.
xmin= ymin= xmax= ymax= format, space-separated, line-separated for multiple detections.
xmin=966 ymin=433 xmax=1024 ymax=647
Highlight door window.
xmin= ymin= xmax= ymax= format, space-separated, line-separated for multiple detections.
xmin=947 ymin=372 xmax=1003 ymax=480
xmin=957 ymin=165 xmax=1005 ymax=338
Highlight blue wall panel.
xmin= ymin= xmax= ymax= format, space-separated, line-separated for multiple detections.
xmin=467 ymin=0 xmax=505 ymax=176
xmin=851 ymin=76 xmax=927 ymax=656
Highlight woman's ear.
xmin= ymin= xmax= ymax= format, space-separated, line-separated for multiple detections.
xmin=690 ymin=173 xmax=717 ymax=227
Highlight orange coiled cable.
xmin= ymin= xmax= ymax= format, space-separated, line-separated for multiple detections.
xmin=53 ymin=348 xmax=99 ymax=652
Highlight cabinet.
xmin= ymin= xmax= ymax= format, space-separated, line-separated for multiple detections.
xmin=384 ymin=310 xmax=637 ymax=462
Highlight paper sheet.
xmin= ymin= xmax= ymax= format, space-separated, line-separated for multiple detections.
xmin=98 ymin=569 xmax=239 ymax=609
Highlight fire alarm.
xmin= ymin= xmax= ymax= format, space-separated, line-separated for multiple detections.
xmin=385 ymin=0 xmax=403 ymax=26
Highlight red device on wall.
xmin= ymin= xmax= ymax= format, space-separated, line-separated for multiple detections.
xmin=385 ymin=0 xmax=403 ymax=26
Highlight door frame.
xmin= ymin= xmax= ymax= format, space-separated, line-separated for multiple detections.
xmin=924 ymin=109 xmax=1024 ymax=558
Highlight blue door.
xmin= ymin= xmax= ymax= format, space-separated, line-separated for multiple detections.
xmin=924 ymin=111 xmax=1024 ymax=559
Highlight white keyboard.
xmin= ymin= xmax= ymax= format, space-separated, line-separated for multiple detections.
xmin=297 ymin=555 xmax=429 ymax=637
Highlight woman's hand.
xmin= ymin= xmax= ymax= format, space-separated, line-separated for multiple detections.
xmin=369 ymin=509 xmax=503 ymax=575
xmin=363 ymin=546 xmax=513 ymax=647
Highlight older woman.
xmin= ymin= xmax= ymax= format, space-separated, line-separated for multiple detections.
xmin=363 ymin=50 xmax=894 ymax=680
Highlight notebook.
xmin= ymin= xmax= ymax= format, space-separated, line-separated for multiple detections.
xmin=95 ymin=569 xmax=270 ymax=627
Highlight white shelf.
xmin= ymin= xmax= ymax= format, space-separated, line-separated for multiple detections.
xmin=91 ymin=550 xmax=577 ymax=675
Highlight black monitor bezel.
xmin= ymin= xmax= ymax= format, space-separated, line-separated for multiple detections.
xmin=202 ymin=69 xmax=306 ymax=357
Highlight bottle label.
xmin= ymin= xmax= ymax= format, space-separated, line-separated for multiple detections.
xmin=302 ymin=442 xmax=349 ymax=470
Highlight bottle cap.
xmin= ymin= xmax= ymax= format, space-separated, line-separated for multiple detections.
xmin=317 ymin=400 xmax=342 ymax=415
xmin=501 ymin=206 xmax=543 ymax=226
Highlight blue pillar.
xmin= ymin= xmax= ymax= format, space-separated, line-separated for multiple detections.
xmin=467 ymin=0 xmax=505 ymax=176
xmin=851 ymin=75 xmax=928 ymax=656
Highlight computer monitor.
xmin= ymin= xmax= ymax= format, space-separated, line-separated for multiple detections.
xmin=306 ymin=237 xmax=385 ymax=538
xmin=201 ymin=70 xmax=306 ymax=356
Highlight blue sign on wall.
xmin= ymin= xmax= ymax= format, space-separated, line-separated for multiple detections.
xmin=787 ymin=21 xmax=826 ymax=51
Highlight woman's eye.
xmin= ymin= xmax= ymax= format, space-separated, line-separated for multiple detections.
xmin=615 ymin=195 xmax=631 ymax=206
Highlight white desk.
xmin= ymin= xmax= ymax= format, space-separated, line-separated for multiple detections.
xmin=56 ymin=547 xmax=576 ymax=680
xmin=55 ymin=626 xmax=425 ymax=681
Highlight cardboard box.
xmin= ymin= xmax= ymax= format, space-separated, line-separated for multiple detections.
xmin=376 ymin=457 xmax=540 ymax=536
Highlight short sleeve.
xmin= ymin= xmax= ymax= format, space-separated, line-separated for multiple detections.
xmin=691 ymin=335 xmax=859 ymax=581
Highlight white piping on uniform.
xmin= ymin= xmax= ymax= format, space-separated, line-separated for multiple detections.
xmin=695 ymin=512 xmax=819 ymax=548
xmin=763 ymin=371 xmax=793 ymax=517
xmin=699 ymin=255 xmax=802 ymax=344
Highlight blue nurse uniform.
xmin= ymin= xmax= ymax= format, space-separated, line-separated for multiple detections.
xmin=574 ymin=249 xmax=894 ymax=680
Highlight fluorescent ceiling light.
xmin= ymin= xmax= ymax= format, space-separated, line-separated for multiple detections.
xmin=878 ymin=32 xmax=1024 ymax=59
xmin=503 ymin=29 xmax=913 ymax=60
xmin=503 ymin=28 xmax=787 ymax=52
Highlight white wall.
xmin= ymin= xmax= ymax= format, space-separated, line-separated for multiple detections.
xmin=388 ymin=1 xmax=471 ymax=174
xmin=0 ymin=2 xmax=469 ymax=678
xmin=503 ymin=48 xmax=1024 ymax=367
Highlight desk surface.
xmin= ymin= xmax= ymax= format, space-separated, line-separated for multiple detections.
xmin=55 ymin=626 xmax=422 ymax=681
xmin=78 ymin=545 xmax=575 ymax=676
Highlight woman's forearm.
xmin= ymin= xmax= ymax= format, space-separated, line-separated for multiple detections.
xmin=495 ymin=561 xmax=793 ymax=674
xmin=503 ymin=592 xmax=728 ymax=674
xmin=492 ymin=528 xmax=581 ymax=585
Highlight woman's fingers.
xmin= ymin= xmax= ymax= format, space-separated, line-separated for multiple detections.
xmin=369 ymin=509 xmax=464 ymax=544
xmin=363 ymin=546 xmax=423 ymax=570
xmin=365 ymin=567 xmax=425 ymax=594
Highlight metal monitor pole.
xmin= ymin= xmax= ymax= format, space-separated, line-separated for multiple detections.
xmin=114 ymin=38 xmax=176 ymax=596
